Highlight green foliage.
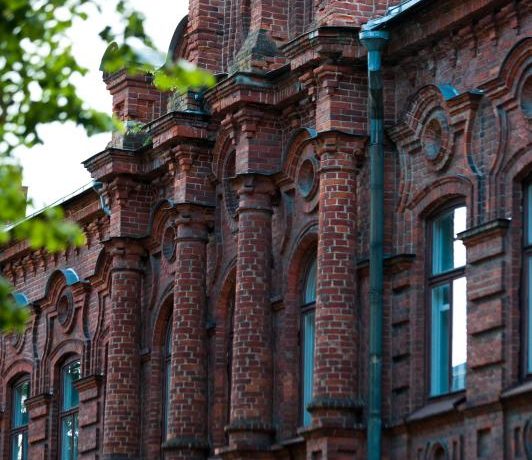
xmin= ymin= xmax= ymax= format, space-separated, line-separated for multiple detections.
xmin=0 ymin=0 xmax=216 ymax=331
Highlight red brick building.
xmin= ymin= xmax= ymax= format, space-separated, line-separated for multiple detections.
xmin=1 ymin=0 xmax=531 ymax=458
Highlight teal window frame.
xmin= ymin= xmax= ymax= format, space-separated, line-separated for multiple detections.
xmin=59 ymin=360 xmax=80 ymax=460
xmin=10 ymin=377 xmax=29 ymax=460
xmin=428 ymin=205 xmax=467 ymax=397
xmin=300 ymin=255 xmax=316 ymax=426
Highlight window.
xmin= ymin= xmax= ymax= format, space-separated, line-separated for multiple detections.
xmin=60 ymin=360 xmax=80 ymax=460
xmin=300 ymin=255 xmax=316 ymax=426
xmin=162 ymin=321 xmax=172 ymax=441
xmin=10 ymin=378 xmax=29 ymax=460
xmin=524 ymin=183 xmax=532 ymax=374
xmin=429 ymin=206 xmax=467 ymax=396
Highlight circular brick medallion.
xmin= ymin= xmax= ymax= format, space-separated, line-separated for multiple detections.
xmin=297 ymin=158 xmax=316 ymax=198
xmin=421 ymin=108 xmax=451 ymax=171
xmin=57 ymin=290 xmax=73 ymax=326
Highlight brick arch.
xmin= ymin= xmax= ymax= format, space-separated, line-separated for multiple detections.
xmin=276 ymin=223 xmax=318 ymax=438
xmin=40 ymin=339 xmax=84 ymax=396
xmin=212 ymin=128 xmax=236 ymax=181
xmin=282 ymin=127 xmax=318 ymax=182
xmin=151 ymin=289 xmax=174 ymax=349
xmin=501 ymin=145 xmax=532 ymax=206
xmin=145 ymin=198 xmax=176 ymax=245
xmin=167 ymin=15 xmax=189 ymax=63
xmin=408 ymin=175 xmax=473 ymax=222
xmin=492 ymin=37 xmax=532 ymax=97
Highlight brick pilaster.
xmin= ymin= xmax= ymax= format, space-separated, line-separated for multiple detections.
xmin=459 ymin=219 xmax=509 ymax=459
xmin=76 ymin=375 xmax=104 ymax=459
xmin=26 ymin=393 xmax=51 ymax=460
xmin=102 ymin=240 xmax=144 ymax=460
xmin=309 ymin=132 xmax=364 ymax=430
xmin=226 ymin=174 xmax=275 ymax=450
xmin=164 ymin=205 xmax=211 ymax=460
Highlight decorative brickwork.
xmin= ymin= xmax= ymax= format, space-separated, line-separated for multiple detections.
xmin=1 ymin=0 xmax=531 ymax=459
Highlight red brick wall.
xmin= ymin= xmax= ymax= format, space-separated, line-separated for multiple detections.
xmin=1 ymin=0 xmax=531 ymax=459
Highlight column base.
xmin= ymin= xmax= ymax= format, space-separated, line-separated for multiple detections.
xmin=162 ymin=437 xmax=209 ymax=460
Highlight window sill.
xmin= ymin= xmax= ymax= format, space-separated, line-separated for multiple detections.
xmin=270 ymin=435 xmax=305 ymax=451
xmin=501 ymin=379 xmax=532 ymax=401
xmin=406 ymin=393 xmax=465 ymax=424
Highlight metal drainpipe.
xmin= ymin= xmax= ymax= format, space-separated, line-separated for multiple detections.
xmin=359 ymin=29 xmax=389 ymax=460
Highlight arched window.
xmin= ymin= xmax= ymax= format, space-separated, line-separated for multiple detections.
xmin=162 ymin=321 xmax=172 ymax=441
xmin=59 ymin=360 xmax=80 ymax=460
xmin=300 ymin=254 xmax=317 ymax=426
xmin=429 ymin=205 xmax=467 ymax=396
xmin=523 ymin=182 xmax=532 ymax=375
xmin=10 ymin=377 xmax=29 ymax=460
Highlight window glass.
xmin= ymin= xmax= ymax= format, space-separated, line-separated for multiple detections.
xmin=11 ymin=379 xmax=29 ymax=460
xmin=451 ymin=277 xmax=467 ymax=391
xmin=528 ymin=185 xmax=532 ymax=245
xmin=301 ymin=255 xmax=317 ymax=426
xmin=62 ymin=361 xmax=80 ymax=411
xmin=12 ymin=380 xmax=29 ymax=428
xmin=528 ymin=257 xmax=532 ymax=373
xmin=11 ymin=432 xmax=27 ymax=460
xmin=431 ymin=284 xmax=450 ymax=396
xmin=432 ymin=207 xmax=466 ymax=274
xmin=61 ymin=360 xmax=80 ymax=460
xmin=301 ymin=310 xmax=315 ymax=426
xmin=430 ymin=205 xmax=467 ymax=397
xmin=304 ymin=257 xmax=317 ymax=304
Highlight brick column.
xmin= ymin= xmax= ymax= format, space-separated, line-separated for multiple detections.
xmin=164 ymin=206 xmax=210 ymax=460
xmin=226 ymin=174 xmax=275 ymax=449
xmin=309 ymin=133 xmax=361 ymax=429
xmin=103 ymin=240 xmax=144 ymax=460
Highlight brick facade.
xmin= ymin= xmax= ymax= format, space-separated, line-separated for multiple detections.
xmin=1 ymin=0 xmax=531 ymax=458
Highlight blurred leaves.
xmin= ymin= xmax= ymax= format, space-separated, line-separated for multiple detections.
xmin=0 ymin=0 xmax=215 ymax=331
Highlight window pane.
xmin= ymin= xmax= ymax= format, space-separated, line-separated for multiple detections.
xmin=431 ymin=284 xmax=450 ymax=396
xmin=12 ymin=380 xmax=29 ymax=428
xmin=61 ymin=416 xmax=73 ymax=460
xmin=528 ymin=257 xmax=532 ymax=373
xmin=302 ymin=310 xmax=315 ymax=426
xmin=451 ymin=277 xmax=467 ymax=391
xmin=432 ymin=207 xmax=466 ymax=274
xmin=304 ymin=257 xmax=317 ymax=304
xmin=62 ymin=361 xmax=81 ymax=411
xmin=453 ymin=207 xmax=467 ymax=268
xmin=526 ymin=184 xmax=532 ymax=244
xmin=11 ymin=433 xmax=27 ymax=460
xmin=164 ymin=359 xmax=171 ymax=439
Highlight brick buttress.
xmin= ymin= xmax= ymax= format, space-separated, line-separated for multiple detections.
xmin=164 ymin=206 xmax=211 ymax=460
xmin=103 ymin=240 xmax=144 ymax=460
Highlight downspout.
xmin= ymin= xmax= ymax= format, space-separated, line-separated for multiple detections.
xmin=359 ymin=29 xmax=389 ymax=460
